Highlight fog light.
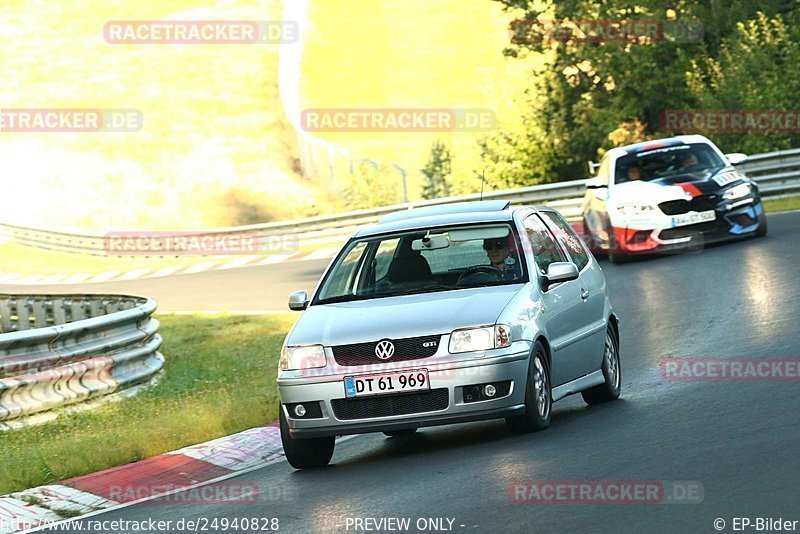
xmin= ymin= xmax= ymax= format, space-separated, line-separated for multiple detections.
xmin=294 ymin=404 xmax=307 ymax=417
xmin=483 ymin=384 xmax=497 ymax=398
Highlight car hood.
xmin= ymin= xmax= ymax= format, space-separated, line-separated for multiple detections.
xmin=287 ymin=284 xmax=525 ymax=346
xmin=612 ymin=166 xmax=746 ymax=203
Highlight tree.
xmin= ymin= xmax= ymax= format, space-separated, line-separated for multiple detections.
xmin=483 ymin=0 xmax=800 ymax=184
xmin=421 ymin=141 xmax=453 ymax=200
xmin=342 ymin=161 xmax=400 ymax=210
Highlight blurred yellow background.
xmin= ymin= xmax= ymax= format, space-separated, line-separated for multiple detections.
xmin=0 ymin=0 xmax=532 ymax=231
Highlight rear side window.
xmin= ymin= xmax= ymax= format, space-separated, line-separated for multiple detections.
xmin=523 ymin=215 xmax=567 ymax=275
xmin=540 ymin=211 xmax=591 ymax=272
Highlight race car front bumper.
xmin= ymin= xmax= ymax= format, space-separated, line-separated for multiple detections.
xmin=610 ymin=196 xmax=764 ymax=255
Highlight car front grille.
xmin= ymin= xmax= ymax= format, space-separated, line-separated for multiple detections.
xmin=658 ymin=220 xmax=726 ymax=240
xmin=331 ymin=388 xmax=449 ymax=420
xmin=658 ymin=195 xmax=720 ymax=215
xmin=332 ymin=334 xmax=443 ymax=367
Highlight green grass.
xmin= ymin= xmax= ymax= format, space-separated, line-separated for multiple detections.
xmin=0 ymin=313 xmax=295 ymax=496
xmin=763 ymin=195 xmax=800 ymax=213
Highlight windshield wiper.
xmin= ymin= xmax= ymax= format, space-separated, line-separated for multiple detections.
xmin=371 ymin=285 xmax=455 ymax=298
xmin=315 ymin=294 xmax=372 ymax=305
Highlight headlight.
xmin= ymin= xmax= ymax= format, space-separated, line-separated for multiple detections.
xmin=449 ymin=325 xmax=512 ymax=354
xmin=723 ymin=183 xmax=752 ymax=200
xmin=280 ymin=345 xmax=326 ymax=370
xmin=616 ymin=204 xmax=655 ymax=217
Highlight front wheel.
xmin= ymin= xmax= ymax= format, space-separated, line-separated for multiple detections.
xmin=506 ymin=343 xmax=551 ymax=434
xmin=279 ymin=406 xmax=335 ymax=469
xmin=582 ymin=326 xmax=621 ymax=405
xmin=756 ymin=207 xmax=768 ymax=237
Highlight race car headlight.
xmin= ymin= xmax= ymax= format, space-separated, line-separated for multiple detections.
xmin=449 ymin=325 xmax=512 ymax=354
xmin=723 ymin=183 xmax=752 ymax=200
xmin=280 ymin=345 xmax=326 ymax=370
xmin=616 ymin=204 xmax=656 ymax=217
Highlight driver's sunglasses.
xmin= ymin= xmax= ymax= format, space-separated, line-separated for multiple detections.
xmin=483 ymin=241 xmax=507 ymax=251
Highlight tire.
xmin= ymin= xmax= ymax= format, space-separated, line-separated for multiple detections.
xmin=383 ymin=429 xmax=417 ymax=438
xmin=582 ymin=326 xmax=622 ymax=405
xmin=756 ymin=208 xmax=768 ymax=237
xmin=581 ymin=217 xmax=605 ymax=257
xmin=506 ymin=342 xmax=552 ymax=434
xmin=279 ymin=405 xmax=335 ymax=469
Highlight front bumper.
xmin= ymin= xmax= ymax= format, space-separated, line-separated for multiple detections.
xmin=611 ymin=197 xmax=764 ymax=255
xmin=278 ymin=351 xmax=530 ymax=438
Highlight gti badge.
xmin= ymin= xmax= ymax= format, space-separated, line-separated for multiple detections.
xmin=375 ymin=340 xmax=396 ymax=360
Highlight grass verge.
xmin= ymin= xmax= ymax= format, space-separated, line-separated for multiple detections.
xmin=0 ymin=313 xmax=295 ymax=496
xmin=763 ymin=195 xmax=800 ymax=213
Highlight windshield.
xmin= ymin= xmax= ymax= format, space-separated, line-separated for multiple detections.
xmin=614 ymin=143 xmax=726 ymax=184
xmin=314 ymin=223 xmax=527 ymax=305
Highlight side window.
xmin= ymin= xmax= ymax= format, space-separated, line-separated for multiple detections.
xmin=540 ymin=211 xmax=590 ymax=271
xmin=317 ymin=242 xmax=368 ymax=299
xmin=374 ymin=238 xmax=400 ymax=281
xmin=524 ymin=215 xmax=567 ymax=276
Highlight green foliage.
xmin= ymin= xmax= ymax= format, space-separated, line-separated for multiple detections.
xmin=686 ymin=11 xmax=800 ymax=154
xmin=484 ymin=0 xmax=800 ymax=184
xmin=421 ymin=141 xmax=453 ymax=200
xmin=343 ymin=161 xmax=401 ymax=210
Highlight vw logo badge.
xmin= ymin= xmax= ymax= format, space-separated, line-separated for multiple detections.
xmin=375 ymin=340 xmax=395 ymax=360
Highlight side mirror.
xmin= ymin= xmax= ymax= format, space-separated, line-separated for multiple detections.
xmin=542 ymin=262 xmax=579 ymax=291
xmin=726 ymin=153 xmax=749 ymax=165
xmin=288 ymin=290 xmax=309 ymax=311
xmin=586 ymin=176 xmax=607 ymax=189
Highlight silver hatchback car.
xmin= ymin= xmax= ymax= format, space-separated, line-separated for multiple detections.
xmin=278 ymin=201 xmax=621 ymax=469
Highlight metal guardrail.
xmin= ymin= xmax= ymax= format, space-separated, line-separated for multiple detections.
xmin=1 ymin=148 xmax=798 ymax=256
xmin=0 ymin=294 xmax=163 ymax=422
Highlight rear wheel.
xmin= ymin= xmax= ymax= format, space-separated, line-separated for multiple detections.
xmin=383 ymin=429 xmax=417 ymax=438
xmin=582 ymin=326 xmax=621 ymax=405
xmin=506 ymin=342 xmax=551 ymax=434
xmin=279 ymin=406 xmax=335 ymax=469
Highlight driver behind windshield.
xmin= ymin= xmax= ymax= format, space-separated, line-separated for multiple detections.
xmin=681 ymin=153 xmax=701 ymax=172
xmin=483 ymin=237 xmax=520 ymax=280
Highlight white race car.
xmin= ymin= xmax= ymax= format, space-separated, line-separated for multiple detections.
xmin=581 ymin=135 xmax=766 ymax=262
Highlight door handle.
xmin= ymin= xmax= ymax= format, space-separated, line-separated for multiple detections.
xmin=580 ymin=288 xmax=590 ymax=300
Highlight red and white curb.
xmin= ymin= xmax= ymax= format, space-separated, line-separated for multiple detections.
xmin=0 ymin=248 xmax=339 ymax=287
xmin=0 ymin=423 xmax=344 ymax=533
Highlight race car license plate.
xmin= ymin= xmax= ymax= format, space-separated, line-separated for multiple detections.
xmin=344 ymin=369 xmax=430 ymax=398
xmin=671 ymin=210 xmax=716 ymax=227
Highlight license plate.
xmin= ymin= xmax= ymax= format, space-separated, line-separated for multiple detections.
xmin=671 ymin=210 xmax=716 ymax=227
xmin=344 ymin=369 xmax=430 ymax=398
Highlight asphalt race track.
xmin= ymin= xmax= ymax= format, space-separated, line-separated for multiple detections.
xmin=19 ymin=211 xmax=800 ymax=533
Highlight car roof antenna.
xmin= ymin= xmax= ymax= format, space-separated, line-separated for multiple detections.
xmin=480 ymin=169 xmax=486 ymax=201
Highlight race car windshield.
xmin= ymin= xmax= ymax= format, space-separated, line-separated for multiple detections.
xmin=614 ymin=143 xmax=726 ymax=184
xmin=314 ymin=223 xmax=527 ymax=305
